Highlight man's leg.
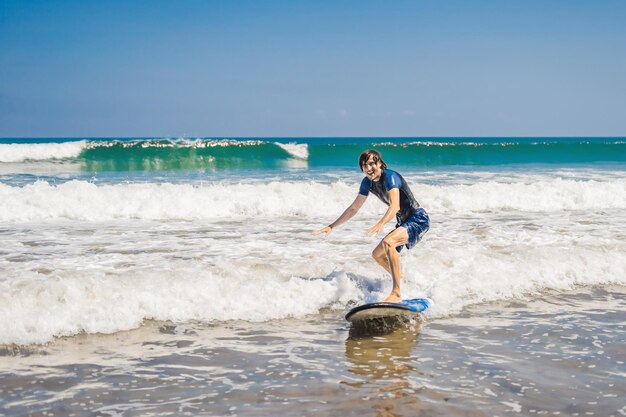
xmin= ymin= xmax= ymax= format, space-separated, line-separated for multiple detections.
xmin=372 ymin=242 xmax=392 ymax=274
xmin=371 ymin=227 xmax=409 ymax=302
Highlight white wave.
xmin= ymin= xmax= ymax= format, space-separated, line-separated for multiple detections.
xmin=1 ymin=207 xmax=625 ymax=345
xmin=1 ymin=177 xmax=625 ymax=222
xmin=0 ymin=180 xmax=357 ymax=222
xmin=275 ymin=142 xmax=309 ymax=159
xmin=89 ymin=138 xmax=267 ymax=148
xmin=0 ymin=141 xmax=88 ymax=163
xmin=0 ymin=268 xmax=360 ymax=345
xmin=1 ymin=172 xmax=625 ymax=344
xmin=194 ymin=139 xmax=266 ymax=148
xmin=419 ymin=178 xmax=626 ymax=213
xmin=404 ymin=221 xmax=626 ymax=318
xmin=376 ymin=141 xmax=493 ymax=147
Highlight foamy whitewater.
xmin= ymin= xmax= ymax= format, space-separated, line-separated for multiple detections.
xmin=1 ymin=138 xmax=625 ymax=345
xmin=0 ymin=141 xmax=88 ymax=162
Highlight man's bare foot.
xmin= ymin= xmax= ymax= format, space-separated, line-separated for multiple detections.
xmin=383 ymin=293 xmax=402 ymax=303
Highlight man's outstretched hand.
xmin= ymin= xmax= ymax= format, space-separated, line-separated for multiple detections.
xmin=367 ymin=223 xmax=383 ymax=236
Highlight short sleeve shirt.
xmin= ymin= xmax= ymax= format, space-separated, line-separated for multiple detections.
xmin=359 ymin=169 xmax=420 ymax=223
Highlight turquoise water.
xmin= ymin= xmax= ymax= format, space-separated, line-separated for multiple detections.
xmin=1 ymin=137 xmax=625 ymax=175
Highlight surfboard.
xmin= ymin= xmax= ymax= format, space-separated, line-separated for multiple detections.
xmin=345 ymin=298 xmax=432 ymax=323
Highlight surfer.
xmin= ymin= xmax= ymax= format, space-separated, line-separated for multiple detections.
xmin=313 ymin=150 xmax=429 ymax=303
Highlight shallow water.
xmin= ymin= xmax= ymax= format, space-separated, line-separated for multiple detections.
xmin=2 ymin=138 xmax=625 ymax=415
xmin=1 ymin=286 xmax=624 ymax=417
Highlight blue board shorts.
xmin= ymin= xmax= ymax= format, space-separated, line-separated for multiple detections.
xmin=396 ymin=208 xmax=430 ymax=252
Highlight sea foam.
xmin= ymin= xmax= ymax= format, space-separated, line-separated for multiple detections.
xmin=0 ymin=268 xmax=359 ymax=345
xmin=1 ymin=216 xmax=624 ymax=345
xmin=275 ymin=142 xmax=309 ymax=159
xmin=0 ymin=141 xmax=88 ymax=162
xmin=1 ymin=177 xmax=625 ymax=222
xmin=1 ymin=174 xmax=625 ymax=345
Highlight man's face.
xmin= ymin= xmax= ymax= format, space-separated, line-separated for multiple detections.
xmin=362 ymin=155 xmax=383 ymax=181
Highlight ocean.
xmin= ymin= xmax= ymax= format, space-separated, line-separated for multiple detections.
xmin=1 ymin=137 xmax=625 ymax=416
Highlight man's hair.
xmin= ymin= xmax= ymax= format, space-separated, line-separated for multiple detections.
xmin=359 ymin=149 xmax=387 ymax=170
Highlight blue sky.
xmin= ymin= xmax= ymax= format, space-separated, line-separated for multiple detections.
xmin=1 ymin=0 xmax=625 ymax=137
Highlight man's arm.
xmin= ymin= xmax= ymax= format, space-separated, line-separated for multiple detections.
xmin=313 ymin=194 xmax=368 ymax=236
xmin=367 ymin=188 xmax=400 ymax=235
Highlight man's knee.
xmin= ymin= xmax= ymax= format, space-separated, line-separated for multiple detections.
xmin=382 ymin=236 xmax=396 ymax=252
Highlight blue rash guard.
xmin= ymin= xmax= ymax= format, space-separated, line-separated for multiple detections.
xmin=358 ymin=169 xmax=420 ymax=224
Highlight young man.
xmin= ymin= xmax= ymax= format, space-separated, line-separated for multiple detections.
xmin=313 ymin=149 xmax=429 ymax=303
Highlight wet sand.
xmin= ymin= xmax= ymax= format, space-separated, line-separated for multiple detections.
xmin=1 ymin=285 xmax=625 ymax=417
